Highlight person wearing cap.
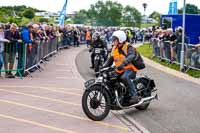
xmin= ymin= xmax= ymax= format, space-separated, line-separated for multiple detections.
xmin=175 ymin=27 xmax=187 ymax=62
xmin=102 ymin=30 xmax=140 ymax=104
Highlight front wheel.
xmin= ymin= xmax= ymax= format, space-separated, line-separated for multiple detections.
xmin=94 ymin=59 xmax=100 ymax=73
xmin=82 ymin=85 xmax=111 ymax=121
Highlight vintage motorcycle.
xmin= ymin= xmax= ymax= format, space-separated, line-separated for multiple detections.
xmin=82 ymin=66 xmax=158 ymax=121
xmin=91 ymin=48 xmax=107 ymax=74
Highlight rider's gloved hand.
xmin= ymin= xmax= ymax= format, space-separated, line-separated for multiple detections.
xmin=117 ymin=64 xmax=125 ymax=71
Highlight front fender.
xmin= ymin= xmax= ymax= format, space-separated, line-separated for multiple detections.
xmin=84 ymin=80 xmax=112 ymax=98
xmin=84 ymin=79 xmax=96 ymax=89
xmin=84 ymin=77 xmax=103 ymax=90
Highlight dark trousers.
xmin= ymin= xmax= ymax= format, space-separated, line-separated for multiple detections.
xmin=3 ymin=52 xmax=16 ymax=72
xmin=176 ymin=44 xmax=182 ymax=63
xmin=74 ymin=39 xmax=79 ymax=47
xmin=91 ymin=52 xmax=95 ymax=67
xmin=17 ymin=43 xmax=25 ymax=74
xmin=86 ymin=40 xmax=91 ymax=47
xmin=164 ymin=43 xmax=171 ymax=60
xmin=0 ymin=53 xmax=3 ymax=71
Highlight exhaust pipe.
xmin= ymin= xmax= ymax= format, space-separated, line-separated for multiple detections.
xmin=115 ymin=90 xmax=158 ymax=109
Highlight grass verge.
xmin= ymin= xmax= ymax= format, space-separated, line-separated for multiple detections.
xmin=137 ymin=43 xmax=200 ymax=78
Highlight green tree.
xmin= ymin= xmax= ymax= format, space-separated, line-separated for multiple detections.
xmin=13 ymin=5 xmax=26 ymax=12
xmin=23 ymin=9 xmax=35 ymax=19
xmin=122 ymin=5 xmax=141 ymax=27
xmin=149 ymin=11 xmax=161 ymax=26
xmin=7 ymin=16 xmax=21 ymax=25
xmin=178 ymin=4 xmax=199 ymax=14
xmin=39 ymin=18 xmax=49 ymax=23
xmin=0 ymin=5 xmax=44 ymax=24
xmin=87 ymin=0 xmax=123 ymax=26
xmin=0 ymin=7 xmax=13 ymax=16
xmin=72 ymin=9 xmax=89 ymax=24
xmin=0 ymin=12 xmax=8 ymax=23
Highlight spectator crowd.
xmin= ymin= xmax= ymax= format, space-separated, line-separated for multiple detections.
xmin=0 ymin=22 xmax=199 ymax=79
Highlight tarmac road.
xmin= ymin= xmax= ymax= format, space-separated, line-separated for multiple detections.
xmin=76 ymin=48 xmax=200 ymax=133
xmin=0 ymin=46 xmax=130 ymax=133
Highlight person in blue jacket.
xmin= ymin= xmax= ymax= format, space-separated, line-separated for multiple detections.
xmin=17 ymin=25 xmax=33 ymax=77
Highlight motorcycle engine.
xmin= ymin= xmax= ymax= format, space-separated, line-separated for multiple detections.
xmin=136 ymin=82 xmax=145 ymax=90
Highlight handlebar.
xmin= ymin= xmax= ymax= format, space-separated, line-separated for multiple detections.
xmin=95 ymin=66 xmax=116 ymax=77
xmin=99 ymin=66 xmax=115 ymax=72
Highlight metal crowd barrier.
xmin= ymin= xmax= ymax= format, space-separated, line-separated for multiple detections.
xmin=185 ymin=45 xmax=200 ymax=70
xmin=0 ymin=42 xmax=26 ymax=79
xmin=24 ymin=37 xmax=59 ymax=76
xmin=0 ymin=36 xmax=68 ymax=79
xmin=151 ymin=38 xmax=200 ymax=71
xmin=24 ymin=40 xmax=41 ymax=76
xmin=0 ymin=36 xmax=85 ymax=79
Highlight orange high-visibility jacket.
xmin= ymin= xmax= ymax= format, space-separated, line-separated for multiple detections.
xmin=111 ymin=43 xmax=138 ymax=74
xmin=86 ymin=31 xmax=91 ymax=41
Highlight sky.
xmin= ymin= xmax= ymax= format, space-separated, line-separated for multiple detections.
xmin=0 ymin=0 xmax=200 ymax=15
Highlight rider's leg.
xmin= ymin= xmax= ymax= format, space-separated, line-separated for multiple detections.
xmin=90 ymin=53 xmax=95 ymax=68
xmin=120 ymin=69 xmax=137 ymax=96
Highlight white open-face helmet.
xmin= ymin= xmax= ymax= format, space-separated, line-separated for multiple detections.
xmin=112 ymin=30 xmax=127 ymax=43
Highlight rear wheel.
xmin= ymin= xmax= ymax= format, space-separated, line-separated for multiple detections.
xmin=82 ymin=85 xmax=111 ymax=121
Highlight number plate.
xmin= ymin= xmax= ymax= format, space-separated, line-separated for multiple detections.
xmin=84 ymin=79 xmax=95 ymax=88
xmin=95 ymin=49 xmax=101 ymax=54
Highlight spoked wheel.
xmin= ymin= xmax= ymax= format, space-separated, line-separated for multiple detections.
xmin=94 ymin=60 xmax=100 ymax=73
xmin=82 ymin=85 xmax=111 ymax=121
xmin=94 ymin=60 xmax=100 ymax=77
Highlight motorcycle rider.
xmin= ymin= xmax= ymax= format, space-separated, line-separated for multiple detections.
xmin=103 ymin=30 xmax=140 ymax=104
xmin=90 ymin=31 xmax=107 ymax=69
